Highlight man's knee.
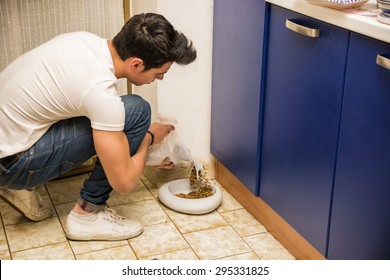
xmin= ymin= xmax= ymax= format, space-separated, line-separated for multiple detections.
xmin=121 ymin=94 xmax=151 ymax=130
xmin=121 ymin=94 xmax=151 ymax=116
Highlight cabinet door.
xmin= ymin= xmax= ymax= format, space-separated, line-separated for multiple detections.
xmin=259 ymin=5 xmax=349 ymax=255
xmin=328 ymin=33 xmax=390 ymax=260
xmin=211 ymin=0 xmax=266 ymax=194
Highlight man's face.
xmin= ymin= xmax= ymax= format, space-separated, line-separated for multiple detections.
xmin=129 ymin=61 xmax=173 ymax=86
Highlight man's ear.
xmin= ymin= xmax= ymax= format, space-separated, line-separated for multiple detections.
xmin=129 ymin=57 xmax=144 ymax=72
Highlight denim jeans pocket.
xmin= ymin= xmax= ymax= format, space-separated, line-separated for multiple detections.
xmin=0 ymin=157 xmax=27 ymax=189
xmin=24 ymin=160 xmax=75 ymax=188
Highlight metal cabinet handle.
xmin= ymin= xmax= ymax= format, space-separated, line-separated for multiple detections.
xmin=286 ymin=19 xmax=320 ymax=38
xmin=377 ymin=54 xmax=390 ymax=70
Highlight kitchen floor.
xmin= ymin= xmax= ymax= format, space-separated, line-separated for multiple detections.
xmin=0 ymin=172 xmax=295 ymax=260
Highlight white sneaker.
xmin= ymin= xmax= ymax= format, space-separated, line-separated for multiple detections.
xmin=0 ymin=188 xmax=53 ymax=221
xmin=65 ymin=208 xmax=143 ymax=241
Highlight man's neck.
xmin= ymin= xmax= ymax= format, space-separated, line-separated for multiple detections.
xmin=107 ymin=40 xmax=125 ymax=79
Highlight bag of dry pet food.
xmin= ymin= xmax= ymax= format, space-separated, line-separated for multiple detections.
xmin=146 ymin=114 xmax=195 ymax=167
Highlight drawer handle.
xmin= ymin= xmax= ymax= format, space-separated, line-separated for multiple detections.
xmin=377 ymin=54 xmax=390 ymax=70
xmin=286 ymin=19 xmax=320 ymax=38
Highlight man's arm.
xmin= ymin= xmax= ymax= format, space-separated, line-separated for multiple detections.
xmin=92 ymin=123 xmax=173 ymax=194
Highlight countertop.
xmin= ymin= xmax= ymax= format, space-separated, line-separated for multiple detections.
xmin=266 ymin=0 xmax=390 ymax=44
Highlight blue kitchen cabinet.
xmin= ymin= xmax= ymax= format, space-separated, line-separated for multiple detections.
xmin=327 ymin=33 xmax=390 ymax=260
xmin=211 ymin=0 xmax=266 ymax=195
xmin=258 ymin=5 xmax=349 ymax=255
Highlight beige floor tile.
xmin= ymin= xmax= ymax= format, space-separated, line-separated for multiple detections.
xmin=111 ymin=199 xmax=169 ymax=227
xmin=0 ymin=200 xmax=32 ymax=225
xmin=165 ymin=209 xmax=227 ymax=234
xmin=12 ymin=242 xmax=75 ymax=260
xmin=183 ymin=225 xmax=252 ymax=260
xmin=0 ymin=221 xmax=11 ymax=260
xmin=5 ymin=217 xmax=67 ymax=252
xmin=141 ymin=176 xmax=155 ymax=190
xmin=46 ymin=178 xmax=84 ymax=205
xmin=221 ymin=209 xmax=267 ymax=237
xmin=217 ymin=187 xmax=243 ymax=213
xmin=69 ymin=239 xmax=129 ymax=255
xmin=107 ymin=182 xmax=154 ymax=206
xmin=148 ymin=186 xmax=159 ymax=199
xmin=76 ymin=244 xmax=137 ymax=260
xmin=244 ymin=232 xmax=295 ymax=260
xmin=143 ymin=164 xmax=192 ymax=189
xmin=156 ymin=197 xmax=170 ymax=211
xmin=219 ymin=252 xmax=260 ymax=260
xmin=0 ymin=174 xmax=295 ymax=260
xmin=140 ymin=248 xmax=199 ymax=260
xmin=0 ymin=247 xmax=11 ymax=259
xmin=36 ymin=184 xmax=49 ymax=195
xmin=0 ymin=246 xmax=11 ymax=259
xmin=129 ymin=222 xmax=189 ymax=258
xmin=54 ymin=201 xmax=75 ymax=227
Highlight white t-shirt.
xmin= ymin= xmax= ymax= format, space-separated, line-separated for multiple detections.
xmin=0 ymin=31 xmax=125 ymax=158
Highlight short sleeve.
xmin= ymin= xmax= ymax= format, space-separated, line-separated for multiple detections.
xmin=79 ymin=84 xmax=125 ymax=131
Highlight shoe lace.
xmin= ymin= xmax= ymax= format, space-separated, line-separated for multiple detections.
xmin=32 ymin=190 xmax=44 ymax=206
xmin=102 ymin=208 xmax=125 ymax=226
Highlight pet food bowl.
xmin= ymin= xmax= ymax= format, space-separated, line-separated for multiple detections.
xmin=158 ymin=178 xmax=223 ymax=214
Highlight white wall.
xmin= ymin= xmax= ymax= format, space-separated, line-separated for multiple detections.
xmin=130 ymin=0 xmax=158 ymax=120
xmin=130 ymin=0 xmax=214 ymax=166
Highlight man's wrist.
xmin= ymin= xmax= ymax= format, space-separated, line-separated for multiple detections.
xmin=146 ymin=130 xmax=154 ymax=146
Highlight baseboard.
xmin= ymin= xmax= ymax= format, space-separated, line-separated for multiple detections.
xmin=215 ymin=161 xmax=325 ymax=260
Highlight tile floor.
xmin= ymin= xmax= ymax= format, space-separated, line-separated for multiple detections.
xmin=0 ymin=172 xmax=295 ymax=260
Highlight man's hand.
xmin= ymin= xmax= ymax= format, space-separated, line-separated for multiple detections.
xmin=155 ymin=157 xmax=175 ymax=169
xmin=148 ymin=122 xmax=175 ymax=145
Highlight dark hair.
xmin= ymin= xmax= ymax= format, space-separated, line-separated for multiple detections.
xmin=112 ymin=13 xmax=197 ymax=70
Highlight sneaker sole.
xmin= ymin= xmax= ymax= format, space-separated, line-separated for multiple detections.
xmin=0 ymin=190 xmax=53 ymax=222
xmin=65 ymin=226 xmax=144 ymax=241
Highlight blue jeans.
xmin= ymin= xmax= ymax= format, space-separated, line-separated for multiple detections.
xmin=0 ymin=94 xmax=151 ymax=210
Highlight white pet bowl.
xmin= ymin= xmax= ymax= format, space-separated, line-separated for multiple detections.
xmin=158 ymin=178 xmax=223 ymax=214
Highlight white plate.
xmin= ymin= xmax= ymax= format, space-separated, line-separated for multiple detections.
xmin=158 ymin=178 xmax=223 ymax=214
xmin=306 ymin=0 xmax=369 ymax=10
xmin=377 ymin=12 xmax=390 ymax=24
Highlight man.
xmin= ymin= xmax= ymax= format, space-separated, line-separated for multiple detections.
xmin=0 ymin=13 xmax=196 ymax=241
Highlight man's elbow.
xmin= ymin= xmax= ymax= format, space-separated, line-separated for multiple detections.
xmin=113 ymin=180 xmax=138 ymax=195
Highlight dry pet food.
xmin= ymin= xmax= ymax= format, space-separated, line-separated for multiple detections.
xmin=175 ymin=166 xmax=214 ymax=199
xmin=175 ymin=186 xmax=213 ymax=199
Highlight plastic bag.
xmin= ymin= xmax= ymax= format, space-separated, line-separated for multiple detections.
xmin=146 ymin=114 xmax=195 ymax=167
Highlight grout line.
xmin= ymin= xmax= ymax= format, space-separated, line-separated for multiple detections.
xmin=126 ymin=239 xmax=139 ymax=260
xmin=44 ymin=182 xmax=77 ymax=260
xmin=140 ymin=177 xmax=202 ymax=260
xmin=0 ymin=210 xmax=13 ymax=260
xmin=148 ymin=188 xmax=197 ymax=258
xmin=142 ymin=176 xmax=263 ymax=260
xmin=0 ymin=173 xmax=293 ymax=260
xmin=8 ymin=241 xmax=74 ymax=258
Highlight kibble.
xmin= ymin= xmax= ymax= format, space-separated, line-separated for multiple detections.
xmin=175 ymin=185 xmax=213 ymax=199
xmin=175 ymin=165 xmax=213 ymax=199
